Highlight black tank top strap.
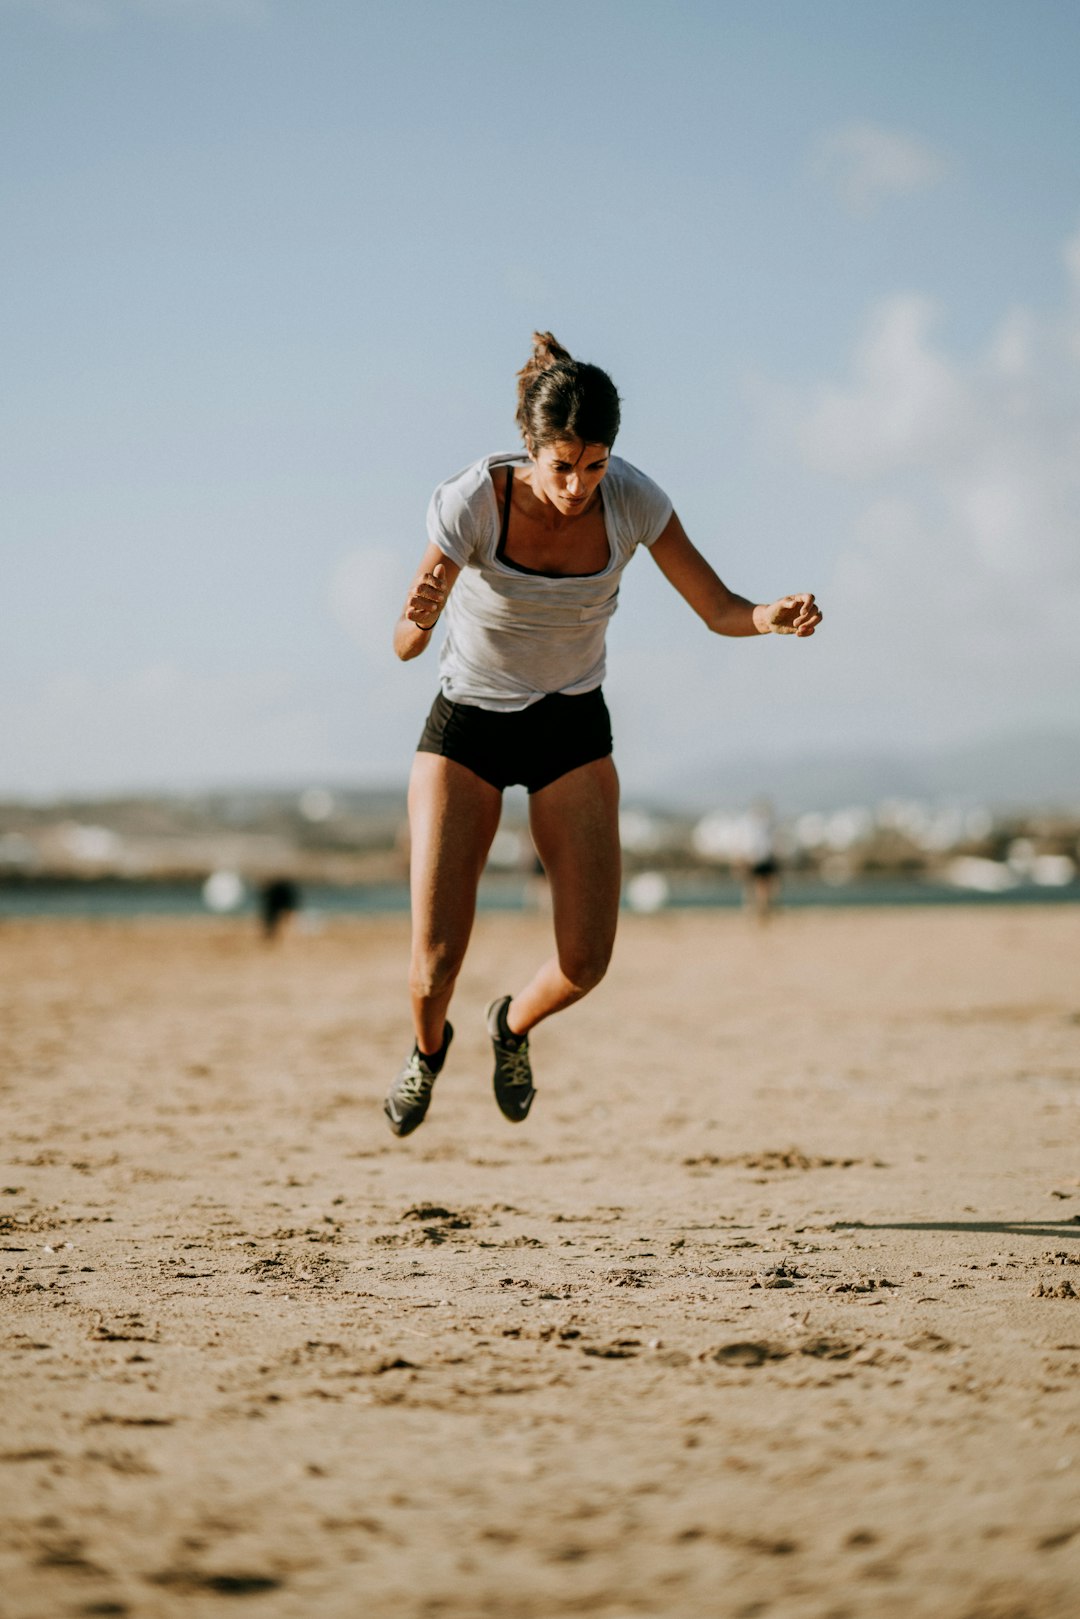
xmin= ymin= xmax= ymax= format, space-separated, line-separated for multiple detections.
xmin=496 ymin=466 xmax=514 ymax=557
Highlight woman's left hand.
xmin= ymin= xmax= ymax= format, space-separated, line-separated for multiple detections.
xmin=761 ymin=593 xmax=822 ymax=637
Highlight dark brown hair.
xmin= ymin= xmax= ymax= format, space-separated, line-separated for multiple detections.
xmin=515 ymin=331 xmax=621 ymax=450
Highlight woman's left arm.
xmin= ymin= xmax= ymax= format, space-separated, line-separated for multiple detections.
xmin=648 ymin=513 xmax=822 ymax=638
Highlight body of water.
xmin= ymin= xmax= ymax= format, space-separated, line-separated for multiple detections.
xmin=2 ymin=874 xmax=1078 ymax=920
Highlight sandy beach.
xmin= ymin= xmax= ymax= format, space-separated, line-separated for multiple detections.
xmin=2 ymin=905 xmax=1079 ymax=1619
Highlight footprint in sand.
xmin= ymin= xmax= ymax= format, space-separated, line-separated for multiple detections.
xmin=684 ymin=1148 xmax=874 ymax=1172
xmin=708 ymin=1336 xmax=864 ymax=1367
xmin=146 ymin=1570 xmax=284 ymax=1594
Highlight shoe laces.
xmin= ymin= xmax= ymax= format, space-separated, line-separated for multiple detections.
xmin=499 ymin=1040 xmax=533 ymax=1090
xmin=395 ymin=1052 xmax=435 ymax=1108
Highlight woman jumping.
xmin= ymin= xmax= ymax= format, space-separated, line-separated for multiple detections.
xmin=384 ymin=332 xmax=822 ymax=1136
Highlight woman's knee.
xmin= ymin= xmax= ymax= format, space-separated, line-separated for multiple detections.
xmin=409 ymin=941 xmax=466 ymax=1003
xmin=557 ymin=937 xmax=613 ymax=997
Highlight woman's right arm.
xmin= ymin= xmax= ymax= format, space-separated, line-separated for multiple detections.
xmin=393 ymin=544 xmax=461 ymax=661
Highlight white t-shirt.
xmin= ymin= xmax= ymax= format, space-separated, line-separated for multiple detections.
xmin=426 ymin=452 xmax=673 ymax=711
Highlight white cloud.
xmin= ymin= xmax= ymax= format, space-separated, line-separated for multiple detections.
xmin=793 ymin=265 xmax=1080 ymax=584
xmin=769 ymin=222 xmax=1080 ymax=748
xmin=798 ymin=295 xmax=965 ymax=478
xmin=813 ymin=121 xmax=949 ymax=215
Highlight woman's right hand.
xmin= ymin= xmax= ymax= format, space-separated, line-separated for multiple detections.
xmin=405 ymin=562 xmax=448 ymax=631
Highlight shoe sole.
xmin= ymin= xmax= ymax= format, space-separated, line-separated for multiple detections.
xmin=384 ymin=1099 xmax=425 ymax=1138
xmin=496 ymin=1088 xmax=535 ymax=1123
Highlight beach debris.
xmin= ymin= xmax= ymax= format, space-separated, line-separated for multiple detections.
xmin=4 ymin=1273 xmax=46 ymax=1293
xmin=88 ymin=1313 xmax=159 ymax=1343
xmin=241 ymin=1250 xmax=345 ymax=1287
xmin=684 ymin=1148 xmax=867 ymax=1172
xmin=829 ymin=1275 xmax=898 ymax=1294
xmin=1033 ymin=1278 xmax=1079 ymax=1299
xmin=600 ymin=1267 xmax=650 ymax=1287
xmin=751 ymin=1261 xmax=807 ymax=1289
xmin=399 ymin=1205 xmax=472 ymax=1243
xmin=582 ymin=1339 xmax=642 ymax=1359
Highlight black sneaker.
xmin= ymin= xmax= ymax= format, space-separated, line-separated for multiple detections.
xmin=384 ymin=1024 xmax=453 ymax=1137
xmin=485 ymin=996 xmax=536 ymax=1122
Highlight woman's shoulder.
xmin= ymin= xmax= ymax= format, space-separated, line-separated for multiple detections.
xmin=606 ymin=454 xmax=664 ymax=494
xmin=430 ymin=453 xmax=520 ymax=515
xmin=605 ymin=456 xmax=670 ymax=518
xmin=433 ymin=452 xmax=522 ymax=496
xmin=427 ymin=453 xmax=522 ymax=562
xmin=604 ymin=456 xmax=673 ymax=545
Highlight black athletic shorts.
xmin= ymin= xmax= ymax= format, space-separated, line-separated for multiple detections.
xmin=417 ymin=688 xmax=613 ymax=795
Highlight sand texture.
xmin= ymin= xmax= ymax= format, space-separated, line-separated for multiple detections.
xmin=2 ymin=906 xmax=1080 ymax=1619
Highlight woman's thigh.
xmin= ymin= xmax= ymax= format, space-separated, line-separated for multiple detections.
xmin=528 ymin=756 xmax=622 ymax=971
xmin=408 ymin=751 xmax=503 ymax=960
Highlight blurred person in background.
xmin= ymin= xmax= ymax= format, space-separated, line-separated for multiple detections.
xmin=738 ymin=799 xmax=782 ymax=922
xmin=259 ymin=877 xmax=300 ymax=942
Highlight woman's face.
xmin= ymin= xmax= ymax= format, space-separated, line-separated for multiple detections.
xmin=529 ymin=438 xmax=610 ymax=517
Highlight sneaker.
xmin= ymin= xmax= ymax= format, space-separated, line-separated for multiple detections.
xmin=486 ymin=996 xmax=536 ymax=1122
xmin=384 ymin=1024 xmax=453 ymax=1137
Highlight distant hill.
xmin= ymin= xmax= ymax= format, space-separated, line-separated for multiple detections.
xmin=3 ymin=730 xmax=1078 ymax=824
xmin=658 ymin=729 xmax=1080 ymax=814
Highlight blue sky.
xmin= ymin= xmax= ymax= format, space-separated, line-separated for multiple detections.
xmin=4 ymin=0 xmax=1080 ymax=798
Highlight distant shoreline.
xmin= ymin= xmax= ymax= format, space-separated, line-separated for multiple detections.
xmin=2 ymin=872 xmax=1078 ymax=921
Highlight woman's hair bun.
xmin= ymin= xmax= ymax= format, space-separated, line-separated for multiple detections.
xmin=515 ymin=331 xmax=621 ymax=449
xmin=526 ymin=331 xmax=574 ymax=371
xmin=515 ymin=332 xmax=573 ymax=420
